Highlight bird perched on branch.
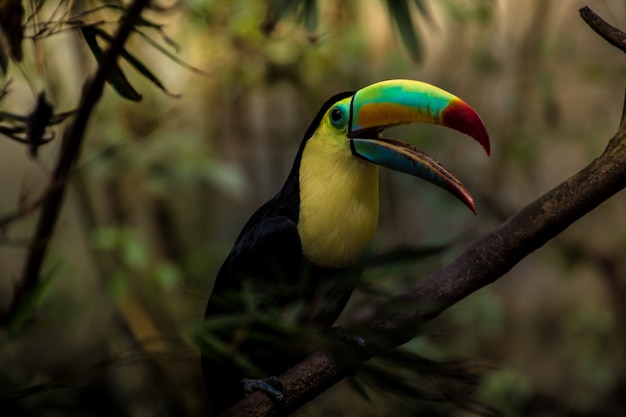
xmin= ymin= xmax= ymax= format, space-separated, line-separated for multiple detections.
xmin=201 ymin=79 xmax=490 ymax=415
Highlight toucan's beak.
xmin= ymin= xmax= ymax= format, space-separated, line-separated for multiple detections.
xmin=348 ymin=79 xmax=490 ymax=214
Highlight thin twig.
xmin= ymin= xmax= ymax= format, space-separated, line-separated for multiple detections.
xmin=580 ymin=6 xmax=626 ymax=54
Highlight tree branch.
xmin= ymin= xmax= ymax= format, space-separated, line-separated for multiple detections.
xmin=0 ymin=0 xmax=151 ymax=324
xmin=580 ymin=6 xmax=626 ymax=54
xmin=221 ymin=7 xmax=626 ymax=416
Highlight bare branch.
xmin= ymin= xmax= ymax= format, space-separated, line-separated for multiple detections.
xmin=580 ymin=6 xmax=626 ymax=54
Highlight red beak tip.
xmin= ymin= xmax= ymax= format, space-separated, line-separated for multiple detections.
xmin=443 ymin=100 xmax=491 ymax=156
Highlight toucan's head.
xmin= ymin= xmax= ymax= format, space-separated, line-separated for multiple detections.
xmin=307 ymin=79 xmax=490 ymax=214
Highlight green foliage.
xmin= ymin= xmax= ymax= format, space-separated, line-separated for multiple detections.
xmin=92 ymin=226 xmax=184 ymax=296
xmin=0 ymin=0 xmax=24 ymax=73
xmin=261 ymin=0 xmax=432 ymax=61
xmin=477 ymin=368 xmax=531 ymax=417
xmin=80 ymin=8 xmax=187 ymax=101
xmin=5 ymin=264 xmax=58 ymax=338
xmin=561 ymin=304 xmax=616 ymax=410
xmin=1 ymin=1 xmax=625 ymax=416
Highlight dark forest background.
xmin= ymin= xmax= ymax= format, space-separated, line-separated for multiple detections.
xmin=2 ymin=1 xmax=626 ymax=416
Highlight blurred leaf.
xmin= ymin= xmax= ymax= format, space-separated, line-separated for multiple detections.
xmin=359 ymin=354 xmax=494 ymax=415
xmin=26 ymin=92 xmax=53 ymax=158
xmin=301 ymin=0 xmax=318 ymax=33
xmin=0 ymin=44 xmax=6 ymax=74
xmin=385 ymin=0 xmax=422 ymax=61
xmin=413 ymin=0 xmax=431 ymax=21
xmin=0 ymin=77 xmax=10 ymax=101
xmin=448 ymin=290 xmax=503 ymax=338
xmin=122 ymin=237 xmax=148 ymax=268
xmin=446 ymin=0 xmax=495 ymax=24
xmin=90 ymin=26 xmax=181 ymax=98
xmin=0 ymin=97 xmax=71 ymax=147
xmin=92 ymin=226 xmax=121 ymax=250
xmin=0 ymin=124 xmax=26 ymax=142
xmin=347 ymin=376 xmax=371 ymax=403
xmin=0 ymin=381 xmax=48 ymax=402
xmin=134 ymin=28 xmax=206 ymax=75
xmin=7 ymin=263 xmax=59 ymax=337
xmin=110 ymin=270 xmax=129 ymax=299
xmin=475 ymin=0 xmax=495 ymax=24
xmin=261 ymin=0 xmax=317 ymax=35
xmin=261 ymin=0 xmax=297 ymax=35
xmin=151 ymin=261 xmax=181 ymax=290
xmin=81 ymin=26 xmax=142 ymax=101
xmin=91 ymin=226 xmax=148 ymax=269
xmin=476 ymin=368 xmax=531 ymax=417
xmin=0 ymin=0 xmax=24 ymax=74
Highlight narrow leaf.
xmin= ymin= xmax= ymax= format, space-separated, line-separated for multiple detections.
xmin=302 ymin=0 xmax=318 ymax=33
xmin=134 ymin=29 xmax=206 ymax=75
xmin=0 ymin=44 xmax=7 ymax=74
xmin=7 ymin=264 xmax=59 ymax=337
xmin=91 ymin=27 xmax=180 ymax=97
xmin=386 ymin=0 xmax=423 ymax=61
xmin=81 ymin=26 xmax=142 ymax=101
xmin=413 ymin=0 xmax=431 ymax=21
xmin=261 ymin=0 xmax=300 ymax=35
xmin=0 ymin=125 xmax=27 ymax=142
xmin=26 ymin=92 xmax=53 ymax=157
xmin=0 ymin=0 xmax=24 ymax=63
xmin=347 ymin=376 xmax=372 ymax=403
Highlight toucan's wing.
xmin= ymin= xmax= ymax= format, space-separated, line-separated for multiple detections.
xmin=202 ymin=215 xmax=303 ymax=414
xmin=205 ymin=214 xmax=304 ymax=318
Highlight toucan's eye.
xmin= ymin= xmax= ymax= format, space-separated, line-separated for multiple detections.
xmin=329 ymin=106 xmax=346 ymax=127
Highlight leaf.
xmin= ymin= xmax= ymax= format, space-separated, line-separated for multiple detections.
xmin=413 ymin=0 xmax=431 ymax=21
xmin=386 ymin=0 xmax=423 ymax=62
xmin=7 ymin=263 xmax=59 ymax=337
xmin=0 ymin=124 xmax=26 ymax=142
xmin=134 ymin=28 xmax=206 ymax=75
xmin=0 ymin=0 xmax=24 ymax=71
xmin=0 ymin=43 xmax=7 ymax=74
xmin=0 ymin=78 xmax=9 ymax=101
xmin=26 ymin=92 xmax=53 ymax=157
xmin=347 ymin=376 xmax=371 ymax=403
xmin=260 ymin=0 xmax=300 ymax=35
xmin=81 ymin=26 xmax=142 ymax=101
xmin=301 ymin=0 xmax=318 ymax=33
xmin=89 ymin=26 xmax=180 ymax=98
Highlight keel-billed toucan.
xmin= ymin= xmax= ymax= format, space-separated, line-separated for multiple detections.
xmin=202 ymin=79 xmax=489 ymax=414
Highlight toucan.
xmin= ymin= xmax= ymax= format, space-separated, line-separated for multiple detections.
xmin=201 ymin=79 xmax=490 ymax=415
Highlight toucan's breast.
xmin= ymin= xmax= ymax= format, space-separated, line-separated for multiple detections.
xmin=297 ymin=127 xmax=379 ymax=268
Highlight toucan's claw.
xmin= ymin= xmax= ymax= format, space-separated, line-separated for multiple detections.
xmin=241 ymin=376 xmax=284 ymax=403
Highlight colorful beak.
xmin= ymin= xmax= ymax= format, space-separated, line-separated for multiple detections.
xmin=348 ymin=79 xmax=490 ymax=214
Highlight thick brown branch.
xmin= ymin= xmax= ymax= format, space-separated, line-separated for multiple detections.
xmin=220 ymin=84 xmax=626 ymax=417
xmin=0 ymin=0 xmax=150 ymax=324
xmin=580 ymin=6 xmax=626 ymax=54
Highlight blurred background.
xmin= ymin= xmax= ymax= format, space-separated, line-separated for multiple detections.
xmin=1 ymin=0 xmax=626 ymax=416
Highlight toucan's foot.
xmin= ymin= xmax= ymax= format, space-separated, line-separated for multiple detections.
xmin=241 ymin=376 xmax=284 ymax=403
xmin=328 ymin=325 xmax=366 ymax=348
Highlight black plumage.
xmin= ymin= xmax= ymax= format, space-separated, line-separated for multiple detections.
xmin=201 ymin=91 xmax=357 ymax=415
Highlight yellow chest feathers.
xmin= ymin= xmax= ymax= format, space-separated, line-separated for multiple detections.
xmin=297 ymin=128 xmax=379 ymax=268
